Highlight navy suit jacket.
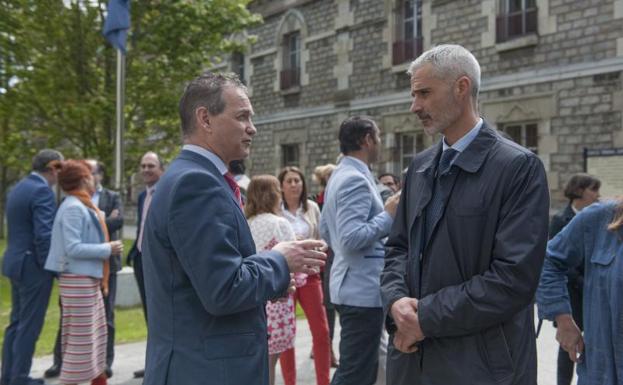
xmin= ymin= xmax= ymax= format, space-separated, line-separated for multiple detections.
xmin=2 ymin=174 xmax=56 ymax=281
xmin=142 ymin=150 xmax=290 ymax=385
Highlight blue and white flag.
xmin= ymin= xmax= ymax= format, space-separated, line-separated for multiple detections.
xmin=103 ymin=0 xmax=130 ymax=53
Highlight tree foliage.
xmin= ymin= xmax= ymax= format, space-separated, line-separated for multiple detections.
xmin=1 ymin=0 xmax=260 ymax=182
xmin=0 ymin=0 xmax=260 ymax=237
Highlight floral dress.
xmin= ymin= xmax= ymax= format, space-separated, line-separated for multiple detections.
xmin=247 ymin=213 xmax=302 ymax=355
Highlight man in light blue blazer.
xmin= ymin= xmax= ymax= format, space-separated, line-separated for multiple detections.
xmin=320 ymin=116 xmax=399 ymax=385
xmin=1 ymin=149 xmax=63 ymax=385
xmin=141 ymin=72 xmax=326 ymax=385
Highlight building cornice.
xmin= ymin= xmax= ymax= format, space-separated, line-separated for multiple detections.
xmin=254 ymin=57 xmax=623 ymax=125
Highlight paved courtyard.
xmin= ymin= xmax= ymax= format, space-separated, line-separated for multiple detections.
xmin=29 ymin=309 xmax=574 ymax=385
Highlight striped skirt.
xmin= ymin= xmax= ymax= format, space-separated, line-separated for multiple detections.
xmin=59 ymin=274 xmax=107 ymax=384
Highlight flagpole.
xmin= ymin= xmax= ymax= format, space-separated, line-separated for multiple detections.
xmin=114 ymin=49 xmax=125 ymax=191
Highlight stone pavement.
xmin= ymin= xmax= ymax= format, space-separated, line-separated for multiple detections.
xmin=29 ymin=310 xmax=574 ymax=385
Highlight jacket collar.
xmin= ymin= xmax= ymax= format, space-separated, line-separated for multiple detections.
xmin=28 ymin=172 xmax=49 ymax=186
xmin=177 ymin=150 xmax=243 ymax=213
xmin=339 ymin=156 xmax=375 ymax=184
xmin=415 ymin=120 xmax=497 ymax=175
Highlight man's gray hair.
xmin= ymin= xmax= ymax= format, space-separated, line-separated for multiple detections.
xmin=407 ymin=44 xmax=481 ymax=99
xmin=32 ymin=149 xmax=64 ymax=172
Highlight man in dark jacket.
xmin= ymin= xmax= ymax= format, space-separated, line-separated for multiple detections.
xmin=1 ymin=149 xmax=63 ymax=385
xmin=380 ymin=44 xmax=550 ymax=385
xmin=125 ymin=151 xmax=164 ymax=378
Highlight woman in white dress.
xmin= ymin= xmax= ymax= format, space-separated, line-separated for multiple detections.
xmin=245 ymin=175 xmax=302 ymax=385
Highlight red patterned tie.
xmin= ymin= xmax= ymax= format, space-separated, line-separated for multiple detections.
xmin=224 ymin=172 xmax=243 ymax=208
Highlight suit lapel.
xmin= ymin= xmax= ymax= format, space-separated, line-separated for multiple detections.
xmin=98 ymin=189 xmax=108 ymax=212
xmin=178 ymin=150 xmax=244 ymax=215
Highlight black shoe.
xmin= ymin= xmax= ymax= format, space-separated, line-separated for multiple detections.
xmin=133 ymin=369 xmax=145 ymax=378
xmin=105 ymin=366 xmax=113 ymax=378
xmin=44 ymin=363 xmax=61 ymax=378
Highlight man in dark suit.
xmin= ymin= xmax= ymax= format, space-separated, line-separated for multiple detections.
xmin=1 ymin=149 xmax=63 ymax=385
xmin=380 ymin=44 xmax=550 ymax=385
xmin=44 ymin=159 xmax=123 ymax=379
xmin=141 ymin=72 xmax=326 ymax=385
xmin=125 ymin=151 xmax=164 ymax=379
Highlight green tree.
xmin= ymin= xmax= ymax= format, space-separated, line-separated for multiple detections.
xmin=0 ymin=0 xmax=260 ymax=237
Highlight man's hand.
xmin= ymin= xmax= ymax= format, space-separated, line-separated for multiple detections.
xmin=109 ymin=209 xmax=120 ymax=219
xmin=384 ymin=192 xmax=401 ymax=218
xmin=555 ymin=314 xmax=584 ymax=362
xmin=393 ymin=329 xmax=419 ymax=354
xmin=390 ymin=297 xmax=425 ymax=342
xmin=273 ymin=239 xmax=327 ymax=275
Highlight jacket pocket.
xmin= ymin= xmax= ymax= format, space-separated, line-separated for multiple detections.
xmin=590 ymin=248 xmax=616 ymax=266
xmin=204 ymin=332 xmax=259 ymax=360
xmin=481 ymin=326 xmax=514 ymax=384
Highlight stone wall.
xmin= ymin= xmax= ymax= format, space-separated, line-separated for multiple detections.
xmin=236 ymin=0 xmax=623 ymax=205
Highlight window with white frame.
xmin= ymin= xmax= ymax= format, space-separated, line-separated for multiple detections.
xmin=398 ymin=132 xmax=425 ymax=171
xmin=501 ymin=122 xmax=538 ymax=153
xmin=393 ymin=0 xmax=423 ymax=65
xmin=496 ymin=0 xmax=537 ymax=43
xmin=280 ymin=31 xmax=301 ymax=90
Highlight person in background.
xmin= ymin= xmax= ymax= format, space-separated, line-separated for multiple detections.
xmin=44 ymin=160 xmax=123 ymax=385
xmin=279 ymin=166 xmax=331 ymax=385
xmin=320 ymin=116 xmax=400 ymax=385
xmin=311 ymin=164 xmax=336 ymax=212
xmin=311 ymin=163 xmax=339 ymax=368
xmin=125 ymin=151 xmax=164 ymax=379
xmin=45 ymin=160 xmax=123 ymax=379
xmin=547 ymin=173 xmax=600 ymax=385
xmin=245 ymin=175 xmax=299 ymax=385
xmin=1 ymin=149 xmax=63 ymax=385
xmin=378 ymin=173 xmax=400 ymax=193
xmin=537 ymin=196 xmax=622 ymax=385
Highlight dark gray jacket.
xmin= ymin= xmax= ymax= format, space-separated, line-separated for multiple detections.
xmin=97 ymin=187 xmax=123 ymax=271
xmin=381 ymin=122 xmax=549 ymax=385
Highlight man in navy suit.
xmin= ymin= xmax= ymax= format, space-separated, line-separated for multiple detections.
xmin=125 ymin=151 xmax=163 ymax=379
xmin=1 ymin=149 xmax=63 ymax=385
xmin=141 ymin=72 xmax=326 ymax=385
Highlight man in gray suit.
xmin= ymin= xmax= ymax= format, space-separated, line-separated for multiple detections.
xmin=320 ymin=116 xmax=399 ymax=385
xmin=380 ymin=44 xmax=549 ymax=385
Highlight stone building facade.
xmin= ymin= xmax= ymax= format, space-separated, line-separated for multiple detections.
xmin=218 ymin=0 xmax=623 ymax=207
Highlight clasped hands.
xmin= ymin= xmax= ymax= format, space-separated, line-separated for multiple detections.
xmin=390 ymin=297 xmax=425 ymax=354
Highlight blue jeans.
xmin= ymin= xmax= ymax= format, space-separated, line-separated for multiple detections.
xmin=331 ymin=305 xmax=383 ymax=385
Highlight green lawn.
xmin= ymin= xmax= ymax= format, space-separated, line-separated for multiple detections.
xmin=0 ymin=238 xmax=147 ymax=357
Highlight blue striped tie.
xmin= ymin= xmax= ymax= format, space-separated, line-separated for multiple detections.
xmin=424 ymin=148 xmax=459 ymax=245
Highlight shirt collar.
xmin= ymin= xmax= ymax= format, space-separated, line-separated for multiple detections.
xmin=146 ymin=182 xmax=158 ymax=195
xmin=96 ymin=184 xmax=103 ymax=193
xmin=342 ymin=156 xmax=374 ymax=179
xmin=183 ymin=144 xmax=228 ymax=175
xmin=442 ymin=118 xmax=483 ymax=152
xmin=30 ymin=171 xmax=49 ymax=185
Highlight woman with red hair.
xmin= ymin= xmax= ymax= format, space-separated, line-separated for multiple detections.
xmin=45 ymin=160 xmax=123 ymax=385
